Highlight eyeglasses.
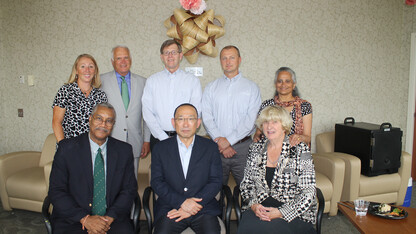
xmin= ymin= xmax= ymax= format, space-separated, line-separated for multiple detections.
xmin=163 ymin=50 xmax=179 ymax=56
xmin=92 ymin=115 xmax=115 ymax=126
xmin=175 ymin=117 xmax=197 ymax=123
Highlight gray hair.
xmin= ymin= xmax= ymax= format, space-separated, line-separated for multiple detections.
xmin=111 ymin=45 xmax=130 ymax=61
xmin=274 ymin=67 xmax=297 ymax=84
xmin=274 ymin=66 xmax=300 ymax=97
xmin=91 ymin=103 xmax=116 ymax=120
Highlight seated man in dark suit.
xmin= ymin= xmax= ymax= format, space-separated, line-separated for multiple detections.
xmin=48 ymin=103 xmax=137 ymax=234
xmin=151 ymin=103 xmax=223 ymax=234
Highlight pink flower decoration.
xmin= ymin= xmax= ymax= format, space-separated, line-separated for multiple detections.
xmin=180 ymin=0 xmax=207 ymax=15
xmin=180 ymin=0 xmax=201 ymax=10
xmin=406 ymin=0 xmax=416 ymax=5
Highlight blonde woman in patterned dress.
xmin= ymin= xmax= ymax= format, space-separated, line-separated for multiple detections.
xmin=238 ymin=106 xmax=317 ymax=234
xmin=52 ymin=54 xmax=107 ymax=142
xmin=253 ymin=67 xmax=312 ymax=146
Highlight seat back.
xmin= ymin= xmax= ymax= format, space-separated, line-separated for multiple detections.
xmin=315 ymin=132 xmax=335 ymax=153
xmin=39 ymin=134 xmax=56 ymax=167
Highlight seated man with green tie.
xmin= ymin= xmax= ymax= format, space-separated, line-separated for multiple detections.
xmin=48 ymin=103 xmax=138 ymax=234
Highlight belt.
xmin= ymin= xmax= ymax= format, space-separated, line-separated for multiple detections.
xmin=164 ymin=131 xmax=177 ymax=137
xmin=234 ymin=136 xmax=251 ymax=145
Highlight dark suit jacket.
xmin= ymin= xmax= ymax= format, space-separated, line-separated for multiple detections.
xmin=48 ymin=133 xmax=137 ymax=229
xmin=151 ymin=135 xmax=222 ymax=222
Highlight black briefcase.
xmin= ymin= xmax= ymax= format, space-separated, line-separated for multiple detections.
xmin=334 ymin=117 xmax=402 ymax=177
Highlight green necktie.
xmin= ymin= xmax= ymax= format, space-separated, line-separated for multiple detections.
xmin=92 ymin=148 xmax=106 ymax=216
xmin=121 ymin=76 xmax=129 ymax=110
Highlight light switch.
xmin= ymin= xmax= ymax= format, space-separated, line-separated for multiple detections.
xmin=28 ymin=75 xmax=34 ymax=86
xmin=19 ymin=75 xmax=25 ymax=84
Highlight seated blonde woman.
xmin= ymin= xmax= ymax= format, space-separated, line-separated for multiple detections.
xmin=238 ymin=106 xmax=317 ymax=234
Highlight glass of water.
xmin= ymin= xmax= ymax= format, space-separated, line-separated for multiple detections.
xmin=354 ymin=199 xmax=370 ymax=216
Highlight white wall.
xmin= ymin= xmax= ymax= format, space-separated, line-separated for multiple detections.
xmin=1 ymin=0 xmax=415 ymax=154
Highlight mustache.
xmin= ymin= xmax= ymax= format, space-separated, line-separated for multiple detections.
xmin=94 ymin=127 xmax=109 ymax=133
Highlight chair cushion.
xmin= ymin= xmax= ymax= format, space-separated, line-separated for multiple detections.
xmin=359 ymin=173 xmax=400 ymax=197
xmin=315 ymin=172 xmax=333 ymax=202
xmin=6 ymin=167 xmax=47 ymax=202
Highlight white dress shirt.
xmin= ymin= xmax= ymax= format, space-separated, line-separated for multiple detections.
xmin=89 ymin=135 xmax=108 ymax=180
xmin=176 ymin=135 xmax=195 ymax=179
xmin=202 ymin=73 xmax=262 ymax=145
xmin=142 ymin=69 xmax=202 ymax=140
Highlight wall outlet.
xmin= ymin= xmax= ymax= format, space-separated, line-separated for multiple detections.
xmin=18 ymin=109 xmax=23 ymax=117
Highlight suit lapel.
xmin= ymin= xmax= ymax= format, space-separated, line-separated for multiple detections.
xmin=106 ymin=137 xmax=117 ymax=204
xmin=184 ymin=136 xmax=202 ymax=180
xmin=109 ymin=71 xmax=126 ymax=112
xmin=79 ymin=134 xmax=94 ymax=194
xmin=129 ymin=74 xmax=138 ymax=109
xmin=172 ymin=137 xmax=186 ymax=182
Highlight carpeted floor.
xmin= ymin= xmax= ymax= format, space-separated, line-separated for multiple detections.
xmin=1 ymin=181 xmax=415 ymax=234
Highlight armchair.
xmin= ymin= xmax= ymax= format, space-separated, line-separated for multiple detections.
xmin=316 ymin=131 xmax=412 ymax=205
xmin=0 ymin=133 xmax=56 ymax=212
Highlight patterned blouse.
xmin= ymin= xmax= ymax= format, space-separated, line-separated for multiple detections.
xmin=240 ymin=137 xmax=317 ymax=224
xmin=52 ymin=83 xmax=108 ymax=139
xmin=258 ymin=98 xmax=312 ymax=136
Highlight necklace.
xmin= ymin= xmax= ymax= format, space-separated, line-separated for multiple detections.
xmin=81 ymin=86 xmax=92 ymax=95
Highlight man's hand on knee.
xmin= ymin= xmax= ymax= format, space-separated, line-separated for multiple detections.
xmin=167 ymin=208 xmax=192 ymax=222
xmin=180 ymin=198 xmax=203 ymax=215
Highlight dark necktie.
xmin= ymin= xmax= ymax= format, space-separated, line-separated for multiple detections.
xmin=92 ymin=148 xmax=106 ymax=215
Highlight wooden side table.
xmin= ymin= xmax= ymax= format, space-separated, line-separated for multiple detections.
xmin=337 ymin=202 xmax=416 ymax=233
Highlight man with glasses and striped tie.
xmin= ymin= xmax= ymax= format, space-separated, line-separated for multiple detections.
xmin=49 ymin=103 xmax=137 ymax=234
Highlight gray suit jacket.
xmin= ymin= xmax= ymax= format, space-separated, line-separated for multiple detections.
xmin=100 ymin=71 xmax=151 ymax=159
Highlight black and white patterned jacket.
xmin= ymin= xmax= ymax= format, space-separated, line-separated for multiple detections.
xmin=240 ymin=137 xmax=317 ymax=224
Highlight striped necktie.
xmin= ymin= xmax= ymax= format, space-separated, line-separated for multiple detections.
xmin=92 ymin=148 xmax=106 ymax=215
xmin=121 ymin=76 xmax=129 ymax=110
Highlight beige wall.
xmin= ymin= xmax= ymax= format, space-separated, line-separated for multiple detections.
xmin=1 ymin=0 xmax=415 ymax=154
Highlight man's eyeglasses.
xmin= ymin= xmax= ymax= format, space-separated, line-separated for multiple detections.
xmin=163 ymin=50 xmax=179 ymax=56
xmin=174 ymin=117 xmax=197 ymax=123
xmin=92 ymin=115 xmax=115 ymax=126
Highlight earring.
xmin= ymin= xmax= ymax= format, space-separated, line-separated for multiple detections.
xmin=75 ymin=74 xmax=78 ymax=79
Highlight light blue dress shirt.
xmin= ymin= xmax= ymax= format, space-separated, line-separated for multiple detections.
xmin=89 ymin=135 xmax=108 ymax=181
xmin=142 ymin=69 xmax=202 ymax=141
xmin=176 ymin=135 xmax=195 ymax=179
xmin=202 ymin=73 xmax=262 ymax=145
xmin=115 ymin=71 xmax=131 ymax=98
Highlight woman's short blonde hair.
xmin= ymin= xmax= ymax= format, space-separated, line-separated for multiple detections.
xmin=67 ymin=54 xmax=101 ymax=88
xmin=256 ymin=106 xmax=293 ymax=134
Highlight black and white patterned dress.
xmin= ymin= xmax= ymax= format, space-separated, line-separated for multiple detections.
xmin=258 ymin=98 xmax=312 ymax=136
xmin=240 ymin=137 xmax=317 ymax=224
xmin=52 ymin=83 xmax=108 ymax=139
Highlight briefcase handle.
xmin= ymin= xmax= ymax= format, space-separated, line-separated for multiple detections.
xmin=344 ymin=117 xmax=355 ymax=124
xmin=380 ymin=122 xmax=392 ymax=131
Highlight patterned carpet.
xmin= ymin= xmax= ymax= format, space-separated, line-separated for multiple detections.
xmin=0 ymin=181 xmax=414 ymax=234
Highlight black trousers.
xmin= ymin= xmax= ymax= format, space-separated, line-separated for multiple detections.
xmin=237 ymin=209 xmax=316 ymax=234
xmin=52 ymin=218 xmax=134 ymax=234
xmin=154 ymin=213 xmax=220 ymax=234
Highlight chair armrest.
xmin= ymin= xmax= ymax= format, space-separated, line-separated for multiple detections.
xmin=327 ymin=152 xmax=361 ymax=201
xmin=316 ymin=187 xmax=324 ymax=234
xmin=42 ymin=196 xmax=52 ymax=234
xmin=312 ymin=152 xmax=345 ymax=216
xmin=397 ymin=151 xmax=412 ymax=205
xmin=0 ymin=151 xmax=41 ymax=210
xmin=132 ymin=193 xmax=141 ymax=233
xmin=143 ymin=186 xmax=153 ymax=232
xmin=222 ymin=185 xmax=232 ymax=234
xmin=232 ymin=185 xmax=241 ymax=225
xmin=44 ymin=161 xmax=53 ymax=189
